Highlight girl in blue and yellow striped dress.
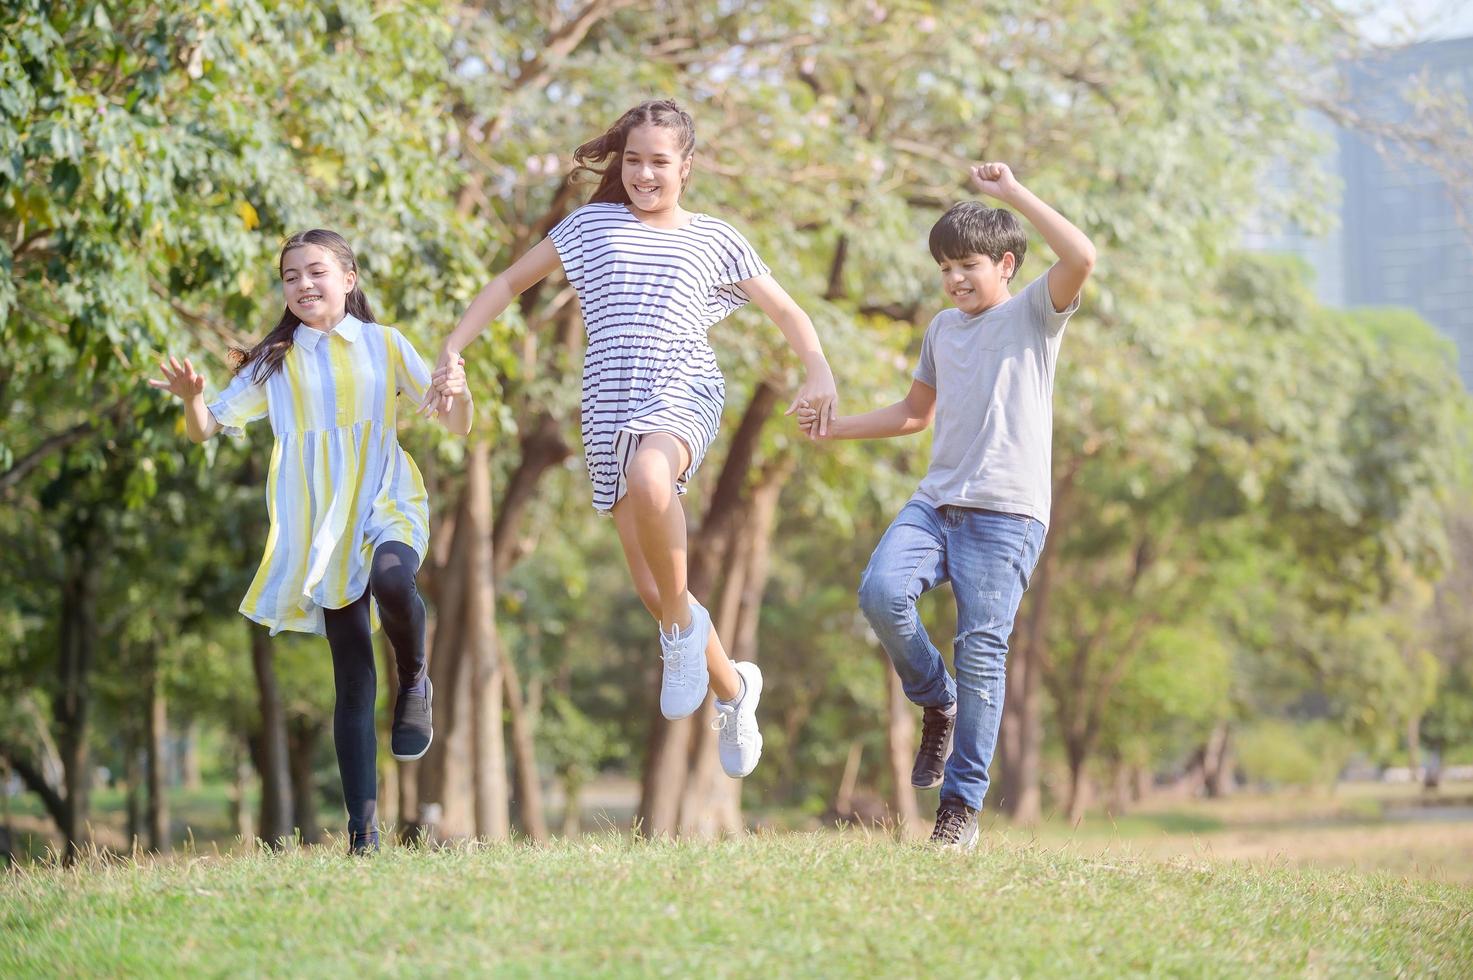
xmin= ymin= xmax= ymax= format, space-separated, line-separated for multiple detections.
xmin=150 ymin=229 xmax=472 ymax=852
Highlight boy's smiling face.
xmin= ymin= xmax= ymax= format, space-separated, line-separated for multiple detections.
xmin=938 ymin=250 xmax=1016 ymax=316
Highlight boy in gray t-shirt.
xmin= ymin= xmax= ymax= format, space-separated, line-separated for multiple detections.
xmin=798 ymin=162 xmax=1095 ymax=848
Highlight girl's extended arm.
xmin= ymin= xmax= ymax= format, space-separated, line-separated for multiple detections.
xmin=421 ymin=237 xmax=562 ymax=417
xmin=740 ymin=274 xmax=839 ymax=436
xmin=147 ymin=356 xmax=221 ymax=443
xmin=798 ymin=379 xmax=935 ymax=441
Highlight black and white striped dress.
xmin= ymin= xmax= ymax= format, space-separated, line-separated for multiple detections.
xmin=548 ymin=202 xmax=770 ymax=513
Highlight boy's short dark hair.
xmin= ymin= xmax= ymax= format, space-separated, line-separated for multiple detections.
xmin=929 ymin=202 xmax=1027 ymax=280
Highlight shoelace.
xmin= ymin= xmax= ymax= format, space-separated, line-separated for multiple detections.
xmin=660 ymin=625 xmax=686 ymax=682
xmin=919 ymin=711 xmax=951 ymax=756
xmin=712 ymin=704 xmax=746 ymax=744
xmin=931 ymin=807 xmax=969 ymax=843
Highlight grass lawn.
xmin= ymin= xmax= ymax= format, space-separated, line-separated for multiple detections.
xmin=994 ymin=783 xmax=1473 ymax=886
xmin=3 ymin=832 xmax=1470 ymax=977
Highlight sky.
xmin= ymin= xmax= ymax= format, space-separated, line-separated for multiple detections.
xmin=1359 ymin=0 xmax=1473 ymax=43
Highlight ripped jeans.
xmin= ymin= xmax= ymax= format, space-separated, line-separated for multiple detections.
xmin=859 ymin=501 xmax=1046 ymax=811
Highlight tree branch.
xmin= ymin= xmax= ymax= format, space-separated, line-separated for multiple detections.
xmin=482 ymin=0 xmax=641 ymax=144
xmin=0 ymin=740 xmax=67 ymax=833
xmin=0 ymin=398 xmax=128 ymax=493
xmin=148 ymin=281 xmax=245 ymax=359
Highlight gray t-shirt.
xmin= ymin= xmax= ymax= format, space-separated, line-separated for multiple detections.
xmin=912 ymin=272 xmax=1078 ymax=527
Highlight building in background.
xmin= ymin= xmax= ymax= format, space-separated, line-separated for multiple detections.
xmin=1252 ymin=35 xmax=1473 ymax=387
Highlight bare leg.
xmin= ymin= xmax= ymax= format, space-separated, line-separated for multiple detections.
xmin=612 ymin=433 xmax=740 ymax=702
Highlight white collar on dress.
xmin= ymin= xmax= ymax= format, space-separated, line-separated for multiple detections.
xmin=294 ymin=313 xmax=364 ymax=351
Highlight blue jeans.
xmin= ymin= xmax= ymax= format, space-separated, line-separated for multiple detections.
xmin=858 ymin=501 xmax=1046 ymax=811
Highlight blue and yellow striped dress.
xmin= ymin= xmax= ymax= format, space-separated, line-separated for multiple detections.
xmin=207 ymin=314 xmax=432 ymax=636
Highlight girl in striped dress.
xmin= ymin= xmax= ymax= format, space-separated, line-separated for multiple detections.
xmin=149 ymin=229 xmax=472 ymax=852
xmin=428 ymin=100 xmax=838 ymax=780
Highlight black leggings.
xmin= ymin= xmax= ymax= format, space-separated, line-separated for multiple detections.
xmin=321 ymin=540 xmax=427 ymax=841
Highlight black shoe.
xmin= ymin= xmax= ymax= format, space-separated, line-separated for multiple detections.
xmin=911 ymin=704 xmax=955 ymax=789
xmin=929 ymin=799 xmax=979 ymax=850
xmin=348 ymin=831 xmax=380 ymax=855
xmin=391 ymin=676 xmax=434 ymax=761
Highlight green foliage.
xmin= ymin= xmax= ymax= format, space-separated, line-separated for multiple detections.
xmin=1236 ymin=719 xmax=1359 ymax=790
xmin=3 ymin=0 xmax=1472 ymax=838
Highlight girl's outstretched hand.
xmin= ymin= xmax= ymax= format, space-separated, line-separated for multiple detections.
xmin=420 ymin=346 xmax=462 ymax=418
xmin=787 ymin=361 xmax=838 ymax=438
xmin=148 ymin=356 xmax=206 ymax=400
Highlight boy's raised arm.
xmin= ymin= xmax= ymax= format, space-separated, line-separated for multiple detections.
xmin=970 ymin=163 xmax=1096 ymax=313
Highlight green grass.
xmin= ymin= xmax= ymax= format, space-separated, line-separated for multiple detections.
xmin=3 ymin=833 xmax=1470 ymax=977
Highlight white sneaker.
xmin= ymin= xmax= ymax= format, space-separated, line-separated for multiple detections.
xmin=659 ymin=598 xmax=711 ymax=720
xmin=713 ymin=661 xmax=763 ymax=778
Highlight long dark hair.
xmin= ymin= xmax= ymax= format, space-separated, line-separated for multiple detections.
xmin=571 ymin=99 xmax=696 ymax=205
xmin=232 ymin=229 xmax=376 ymax=381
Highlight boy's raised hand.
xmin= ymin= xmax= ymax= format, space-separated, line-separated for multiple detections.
xmin=148 ymin=356 xmax=206 ymax=400
xmin=969 ymin=161 xmax=1021 ymax=202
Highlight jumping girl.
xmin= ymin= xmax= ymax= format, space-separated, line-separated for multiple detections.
xmin=150 ymin=229 xmax=471 ymax=852
xmin=423 ymin=100 xmax=837 ymax=779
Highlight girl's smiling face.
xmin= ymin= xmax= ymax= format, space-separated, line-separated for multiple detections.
xmin=281 ymin=244 xmax=355 ymax=328
xmin=621 ymin=123 xmax=691 ymax=214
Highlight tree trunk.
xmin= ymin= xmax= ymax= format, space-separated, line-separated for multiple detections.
xmin=732 ymin=461 xmax=787 ymax=663
xmin=1202 ymin=721 xmax=1234 ymax=799
xmin=376 ymin=640 xmax=400 ymax=829
xmin=287 ymin=717 xmax=321 ymax=845
xmin=418 ymin=493 xmax=474 ymax=840
xmin=1134 ymin=765 xmax=1152 ymax=802
xmin=1 ymin=758 xmax=13 ymax=867
xmin=465 ymin=441 xmax=509 ymax=840
xmin=249 ymin=625 xmax=293 ymax=846
xmin=1108 ymin=758 xmax=1132 ymax=816
xmin=56 ymin=528 xmax=101 ymax=859
xmin=637 ymin=382 xmax=780 ymax=837
xmin=181 ymin=721 xmax=202 ymax=791
xmin=146 ymin=671 xmax=169 ymax=853
xmin=0 ymin=701 xmax=67 ymax=838
xmin=124 ymin=739 xmax=143 ymax=851
xmin=886 ymin=667 xmax=923 ymax=837
xmin=561 ymin=779 xmax=583 ymax=837
xmin=396 ymin=621 xmax=421 ymax=844
xmin=997 ymin=538 xmax=1056 ymax=824
xmin=1065 ymin=738 xmax=1090 ymax=824
xmin=1406 ymin=714 xmax=1422 ymax=777
xmin=677 ymin=549 xmax=746 ymax=838
xmin=677 ymin=504 xmax=752 ymax=839
xmin=833 ymin=741 xmax=862 ymax=818
xmin=503 ymin=653 xmax=548 ymax=842
xmin=637 ymin=715 xmax=694 ymax=838
xmin=492 ymin=410 xmax=573 ymax=581
xmin=678 ymin=459 xmax=791 ymax=838
xmin=231 ymin=742 xmax=256 ymax=844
